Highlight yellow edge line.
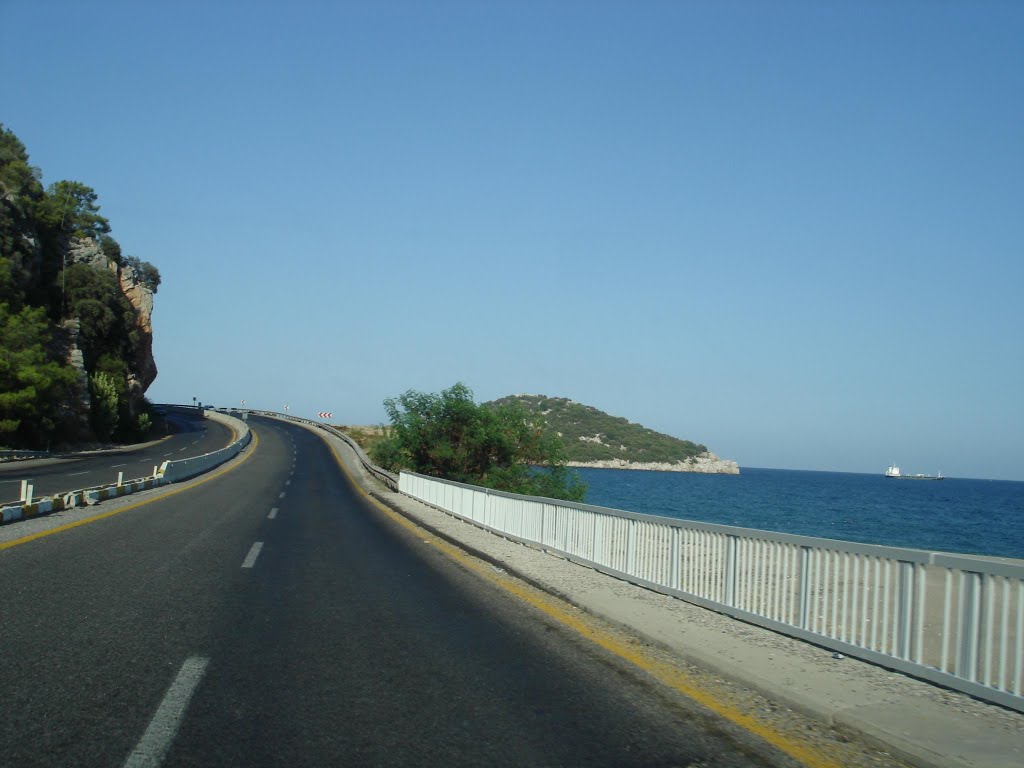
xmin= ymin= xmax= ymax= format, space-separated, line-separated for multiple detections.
xmin=0 ymin=430 xmax=261 ymax=552
xmin=318 ymin=431 xmax=842 ymax=768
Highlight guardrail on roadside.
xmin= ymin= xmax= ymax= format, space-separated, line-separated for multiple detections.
xmin=1 ymin=409 xmax=251 ymax=525
xmin=399 ymin=471 xmax=1024 ymax=714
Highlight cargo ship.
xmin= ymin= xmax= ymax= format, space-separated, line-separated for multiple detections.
xmin=885 ymin=464 xmax=944 ymax=480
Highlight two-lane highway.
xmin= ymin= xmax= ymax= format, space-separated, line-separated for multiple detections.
xmin=0 ymin=408 xmax=232 ymax=500
xmin=0 ymin=416 xmax=800 ymax=767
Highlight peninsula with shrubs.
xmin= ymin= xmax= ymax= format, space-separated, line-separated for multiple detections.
xmin=486 ymin=395 xmax=740 ymax=475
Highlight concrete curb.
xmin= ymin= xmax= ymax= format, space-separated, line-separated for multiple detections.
xmin=1 ymin=478 xmax=163 ymax=525
xmin=2 ymin=410 xmax=250 ymax=528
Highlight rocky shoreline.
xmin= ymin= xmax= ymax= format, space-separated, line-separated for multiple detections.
xmin=566 ymin=452 xmax=740 ymax=475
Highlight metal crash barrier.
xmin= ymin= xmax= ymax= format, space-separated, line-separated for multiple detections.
xmin=400 ymin=471 xmax=1024 ymax=713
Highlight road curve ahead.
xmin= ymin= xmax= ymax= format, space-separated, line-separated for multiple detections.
xmin=0 ymin=407 xmax=232 ymax=500
xmin=0 ymin=416 xmax=800 ymax=767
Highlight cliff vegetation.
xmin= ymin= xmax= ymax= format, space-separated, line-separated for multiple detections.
xmin=0 ymin=124 xmax=160 ymax=449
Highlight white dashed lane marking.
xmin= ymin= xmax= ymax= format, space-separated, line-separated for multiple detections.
xmin=241 ymin=542 xmax=263 ymax=569
xmin=122 ymin=656 xmax=210 ymax=768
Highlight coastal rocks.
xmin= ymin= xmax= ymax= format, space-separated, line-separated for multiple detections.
xmin=566 ymin=451 xmax=741 ymax=475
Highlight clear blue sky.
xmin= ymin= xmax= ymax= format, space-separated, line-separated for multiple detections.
xmin=3 ymin=1 xmax=1022 ymax=479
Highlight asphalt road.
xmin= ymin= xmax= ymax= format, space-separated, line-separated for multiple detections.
xmin=0 ymin=416 xmax=798 ymax=767
xmin=0 ymin=408 xmax=232 ymax=500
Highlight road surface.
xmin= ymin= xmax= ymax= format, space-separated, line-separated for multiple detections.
xmin=0 ymin=415 xmax=799 ymax=767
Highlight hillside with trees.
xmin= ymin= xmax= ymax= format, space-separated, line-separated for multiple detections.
xmin=369 ymin=383 xmax=586 ymax=501
xmin=486 ymin=395 xmax=738 ymax=473
xmin=0 ymin=124 xmax=160 ymax=449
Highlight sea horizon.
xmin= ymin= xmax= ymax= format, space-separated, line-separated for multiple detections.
xmin=575 ymin=465 xmax=1024 ymax=559
xmin=742 ymin=466 xmax=1024 ymax=483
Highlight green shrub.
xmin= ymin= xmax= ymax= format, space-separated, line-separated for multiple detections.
xmin=371 ymin=382 xmax=585 ymax=502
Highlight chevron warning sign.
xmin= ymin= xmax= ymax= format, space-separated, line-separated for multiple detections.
xmin=318 ymin=412 xmax=333 ymax=419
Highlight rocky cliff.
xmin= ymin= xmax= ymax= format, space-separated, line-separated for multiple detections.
xmin=1 ymin=123 xmax=160 ymax=448
xmin=64 ymin=236 xmax=158 ymax=416
xmin=565 ymin=453 xmax=740 ymax=474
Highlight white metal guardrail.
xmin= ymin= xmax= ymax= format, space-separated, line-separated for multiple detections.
xmin=400 ymin=471 xmax=1024 ymax=713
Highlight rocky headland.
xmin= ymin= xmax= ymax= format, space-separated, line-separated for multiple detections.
xmin=566 ymin=452 xmax=740 ymax=474
xmin=486 ymin=394 xmax=740 ymax=475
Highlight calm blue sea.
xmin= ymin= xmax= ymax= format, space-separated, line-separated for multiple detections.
xmin=576 ymin=467 xmax=1024 ymax=559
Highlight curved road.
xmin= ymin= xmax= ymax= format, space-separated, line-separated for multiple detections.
xmin=0 ymin=416 xmax=798 ymax=767
xmin=0 ymin=408 xmax=232 ymax=500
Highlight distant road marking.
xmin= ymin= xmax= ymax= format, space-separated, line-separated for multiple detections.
xmin=163 ymin=453 xmax=173 ymax=457
xmin=241 ymin=542 xmax=263 ymax=568
xmin=268 ymin=508 xmax=278 ymax=519
xmin=285 ymin=480 xmax=290 ymax=486
xmin=112 ymin=463 xmax=127 ymax=468
xmin=122 ymin=656 xmax=209 ymax=768
xmin=279 ymin=491 xmax=286 ymax=499
xmin=178 ymin=448 xmax=188 ymax=452
xmin=68 ymin=471 xmax=89 ymax=476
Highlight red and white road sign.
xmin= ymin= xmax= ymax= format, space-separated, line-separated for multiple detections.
xmin=318 ymin=412 xmax=333 ymax=419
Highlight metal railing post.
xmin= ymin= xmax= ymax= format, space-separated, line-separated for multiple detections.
xmin=897 ymin=560 xmax=914 ymax=660
xmin=539 ymin=497 xmax=547 ymax=546
xmin=958 ymin=571 xmax=982 ymax=681
xmin=798 ymin=546 xmax=811 ymax=630
xmin=670 ymin=527 xmax=681 ymax=591
xmin=626 ymin=519 xmax=637 ymax=576
xmin=725 ymin=535 xmax=738 ymax=607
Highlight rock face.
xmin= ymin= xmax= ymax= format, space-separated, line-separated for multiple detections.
xmin=566 ymin=452 xmax=741 ymax=475
xmin=65 ymin=237 xmax=158 ymax=416
xmin=57 ymin=318 xmax=92 ymax=441
xmin=118 ymin=259 xmax=158 ymax=397
xmin=67 ymin=237 xmax=109 ymax=270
